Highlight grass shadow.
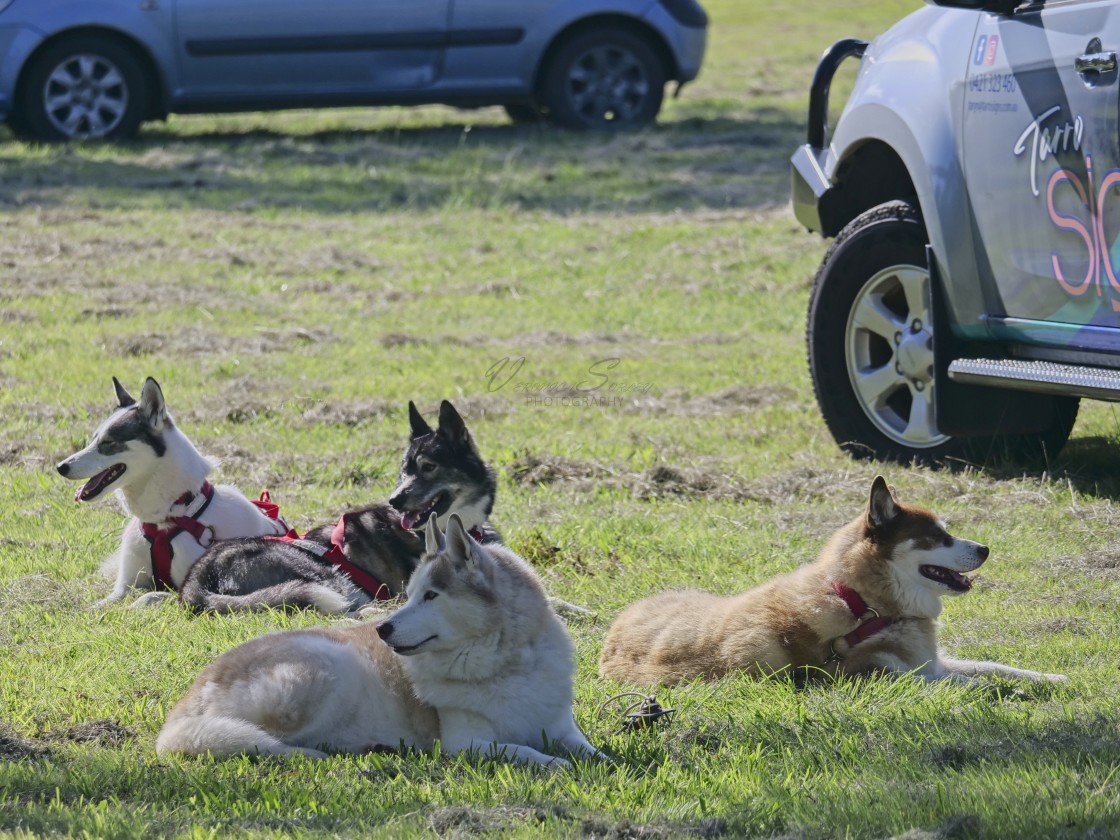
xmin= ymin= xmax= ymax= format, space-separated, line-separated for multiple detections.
xmin=0 ymin=110 xmax=804 ymax=215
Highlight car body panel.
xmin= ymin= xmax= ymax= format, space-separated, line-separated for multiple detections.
xmin=829 ymin=7 xmax=988 ymax=335
xmin=792 ymin=0 xmax=1120 ymax=457
xmin=792 ymin=0 xmax=1120 ymax=358
xmin=0 ymin=0 xmax=177 ymax=120
xmin=173 ymin=0 xmax=451 ymax=102
xmin=962 ymin=0 xmax=1120 ymax=352
xmin=0 ymin=0 xmax=705 ymax=123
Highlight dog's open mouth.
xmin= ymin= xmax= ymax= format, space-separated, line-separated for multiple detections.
xmin=390 ymin=634 xmax=437 ymax=655
xmin=920 ymin=564 xmax=973 ymax=592
xmin=400 ymin=493 xmax=447 ymax=531
xmin=75 ymin=464 xmax=126 ymax=502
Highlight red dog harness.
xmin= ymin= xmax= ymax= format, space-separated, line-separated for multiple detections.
xmin=826 ymin=580 xmax=895 ymax=663
xmin=139 ymin=486 xmax=283 ymax=591
xmin=138 ymin=481 xmax=216 ymax=591
xmin=266 ymin=515 xmax=392 ymax=601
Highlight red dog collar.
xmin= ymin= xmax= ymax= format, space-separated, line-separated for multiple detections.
xmin=826 ymin=580 xmax=894 ymax=663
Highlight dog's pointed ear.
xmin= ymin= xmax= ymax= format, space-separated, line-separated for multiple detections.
xmin=424 ymin=515 xmax=445 ymax=556
xmin=445 ymin=514 xmax=478 ymax=569
xmin=437 ymin=400 xmax=471 ymax=448
xmin=867 ymin=476 xmax=900 ymax=530
xmin=139 ymin=377 xmax=167 ymax=429
xmin=112 ymin=377 xmax=136 ymax=408
xmin=409 ymin=401 xmax=433 ymax=439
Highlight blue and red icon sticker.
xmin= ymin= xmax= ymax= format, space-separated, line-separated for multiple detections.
xmin=974 ymin=34 xmax=1000 ymax=66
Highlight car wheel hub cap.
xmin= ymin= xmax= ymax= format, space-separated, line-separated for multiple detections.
xmin=43 ymin=54 xmax=129 ymax=139
xmin=567 ymin=46 xmax=647 ymax=122
xmin=897 ymin=329 xmax=933 ymax=382
xmin=844 ymin=264 xmax=949 ymax=449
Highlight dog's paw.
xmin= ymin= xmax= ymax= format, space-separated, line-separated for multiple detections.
xmin=129 ymin=591 xmax=176 ymax=609
xmin=88 ymin=594 xmax=124 ymax=610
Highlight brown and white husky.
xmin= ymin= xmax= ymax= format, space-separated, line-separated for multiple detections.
xmin=599 ymin=477 xmax=1066 ymax=686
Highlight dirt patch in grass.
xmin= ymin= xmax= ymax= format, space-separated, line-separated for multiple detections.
xmin=634 ymin=384 xmax=799 ymax=417
xmin=109 ymin=325 xmax=329 ymax=359
xmin=580 ymin=817 xmax=727 ymax=839
xmin=0 ymin=722 xmax=50 ymax=761
xmin=0 ymin=441 xmax=51 ymax=470
xmin=1044 ymin=543 xmax=1120 ymax=580
xmin=508 ymin=452 xmax=752 ymax=502
xmin=429 ymin=805 xmax=555 ymax=837
xmin=0 ymin=574 xmax=82 ymax=612
xmin=895 ymin=815 xmax=980 ymax=840
xmin=508 ymin=453 xmax=609 ymax=487
xmin=297 ymin=398 xmax=397 ymax=427
xmin=48 ymin=719 xmax=135 ymax=748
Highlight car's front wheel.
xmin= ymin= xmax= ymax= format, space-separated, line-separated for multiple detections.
xmin=807 ymin=200 xmax=1078 ymax=464
xmin=541 ymin=29 xmax=666 ymax=130
xmin=14 ymin=35 xmax=150 ymax=142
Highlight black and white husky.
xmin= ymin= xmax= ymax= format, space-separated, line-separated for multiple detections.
xmin=56 ymin=377 xmax=287 ymax=608
xmin=178 ymin=400 xmax=500 ymax=614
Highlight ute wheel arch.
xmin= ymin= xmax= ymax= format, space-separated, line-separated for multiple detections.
xmin=530 ymin=15 xmax=677 ymax=105
xmin=12 ymin=27 xmax=166 ymax=139
xmin=820 ymin=140 xmax=917 ymax=238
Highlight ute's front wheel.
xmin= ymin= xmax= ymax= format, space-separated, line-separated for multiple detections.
xmin=808 ymin=200 xmax=1079 ymax=464
xmin=808 ymin=201 xmax=962 ymax=462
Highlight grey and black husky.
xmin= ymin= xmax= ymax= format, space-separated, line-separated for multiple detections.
xmin=179 ymin=400 xmax=500 ymax=613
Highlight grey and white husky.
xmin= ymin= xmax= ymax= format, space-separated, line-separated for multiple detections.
xmin=178 ymin=400 xmax=500 ymax=613
xmin=158 ymin=515 xmax=601 ymax=767
xmin=56 ymin=377 xmax=286 ymax=608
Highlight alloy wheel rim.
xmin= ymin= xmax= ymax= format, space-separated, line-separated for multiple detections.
xmin=844 ymin=264 xmax=950 ymax=449
xmin=43 ymin=54 xmax=129 ymax=139
xmin=565 ymin=45 xmax=649 ymax=124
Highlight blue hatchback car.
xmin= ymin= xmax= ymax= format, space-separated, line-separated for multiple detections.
xmin=0 ymin=0 xmax=707 ymax=141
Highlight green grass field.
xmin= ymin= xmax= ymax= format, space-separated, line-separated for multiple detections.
xmin=3 ymin=1 xmax=1120 ymax=836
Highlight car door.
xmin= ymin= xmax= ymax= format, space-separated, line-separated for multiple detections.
xmin=173 ymin=0 xmax=451 ymax=102
xmin=961 ymin=0 xmax=1120 ymax=346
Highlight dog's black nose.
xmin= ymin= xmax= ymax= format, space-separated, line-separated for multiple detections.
xmin=376 ymin=621 xmax=393 ymax=640
xmin=57 ymin=462 xmax=70 ymax=477
xmin=388 ymin=492 xmax=405 ymax=510
xmin=977 ymin=544 xmax=989 ymax=560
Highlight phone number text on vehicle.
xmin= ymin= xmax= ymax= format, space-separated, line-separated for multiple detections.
xmin=969 ymin=73 xmax=1017 ymax=95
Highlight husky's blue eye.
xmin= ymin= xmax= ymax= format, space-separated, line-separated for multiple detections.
xmin=423 ymin=591 xmax=439 ymax=601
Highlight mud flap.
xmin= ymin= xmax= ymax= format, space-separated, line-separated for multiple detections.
xmin=929 ymin=247 xmax=1066 ymax=437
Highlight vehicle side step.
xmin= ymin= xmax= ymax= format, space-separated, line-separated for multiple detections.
xmin=948 ymin=358 xmax=1120 ymax=402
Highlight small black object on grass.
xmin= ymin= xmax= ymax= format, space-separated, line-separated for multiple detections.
xmin=599 ymin=692 xmax=676 ymax=734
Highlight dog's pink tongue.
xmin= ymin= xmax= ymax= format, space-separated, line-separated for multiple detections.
xmin=76 ymin=476 xmax=101 ymax=502
xmin=75 ymin=467 xmax=115 ymax=502
xmin=401 ymin=511 xmax=419 ymax=531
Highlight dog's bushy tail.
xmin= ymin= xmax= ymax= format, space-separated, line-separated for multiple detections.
xmin=181 ymin=581 xmax=355 ymax=615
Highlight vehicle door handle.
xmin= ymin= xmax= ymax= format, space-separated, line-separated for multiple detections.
xmin=1076 ymin=51 xmax=1117 ymax=74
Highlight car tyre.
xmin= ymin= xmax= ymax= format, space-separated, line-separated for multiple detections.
xmin=15 ymin=35 xmax=150 ymax=142
xmin=807 ymin=199 xmax=1078 ymax=465
xmin=541 ymin=28 xmax=665 ymax=130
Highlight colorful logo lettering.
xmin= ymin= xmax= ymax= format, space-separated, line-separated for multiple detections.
xmin=1047 ymin=154 xmax=1120 ymax=312
xmin=974 ymin=35 xmax=988 ymax=66
xmin=985 ymin=35 xmax=999 ymax=66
